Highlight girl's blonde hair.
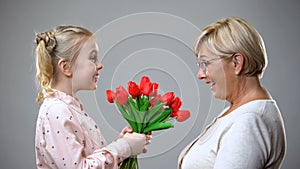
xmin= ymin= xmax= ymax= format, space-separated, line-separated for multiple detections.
xmin=194 ymin=16 xmax=268 ymax=78
xmin=34 ymin=25 xmax=93 ymax=103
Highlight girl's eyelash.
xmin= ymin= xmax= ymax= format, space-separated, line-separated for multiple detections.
xmin=89 ymin=55 xmax=98 ymax=63
xmin=89 ymin=55 xmax=96 ymax=59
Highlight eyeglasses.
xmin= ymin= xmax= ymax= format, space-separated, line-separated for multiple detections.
xmin=196 ymin=53 xmax=236 ymax=71
xmin=196 ymin=57 xmax=223 ymax=71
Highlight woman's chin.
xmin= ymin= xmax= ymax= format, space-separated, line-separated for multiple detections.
xmin=212 ymin=91 xmax=226 ymax=100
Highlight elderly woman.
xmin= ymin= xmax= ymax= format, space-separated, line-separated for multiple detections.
xmin=178 ymin=17 xmax=286 ymax=169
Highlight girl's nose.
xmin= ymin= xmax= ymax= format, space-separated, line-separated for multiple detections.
xmin=197 ymin=68 xmax=207 ymax=80
xmin=97 ymin=62 xmax=104 ymax=70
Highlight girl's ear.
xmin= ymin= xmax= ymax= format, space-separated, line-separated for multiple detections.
xmin=233 ymin=53 xmax=244 ymax=75
xmin=58 ymin=59 xmax=72 ymax=77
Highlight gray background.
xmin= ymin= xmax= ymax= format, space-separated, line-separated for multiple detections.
xmin=1 ymin=0 xmax=299 ymax=168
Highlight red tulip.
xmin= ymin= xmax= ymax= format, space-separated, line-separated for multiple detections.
xmin=175 ymin=110 xmax=190 ymax=122
xmin=170 ymin=97 xmax=182 ymax=112
xmin=139 ymin=76 xmax=153 ymax=96
xmin=115 ymin=86 xmax=129 ymax=105
xmin=150 ymin=94 xmax=161 ymax=106
xmin=160 ymin=92 xmax=175 ymax=106
xmin=140 ymin=76 xmax=150 ymax=90
xmin=150 ymin=82 xmax=159 ymax=97
xmin=128 ymin=81 xmax=141 ymax=99
xmin=106 ymin=90 xmax=115 ymax=103
xmin=171 ymin=111 xmax=177 ymax=118
xmin=141 ymin=81 xmax=153 ymax=96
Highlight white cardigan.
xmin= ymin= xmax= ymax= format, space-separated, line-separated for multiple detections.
xmin=179 ymin=100 xmax=286 ymax=169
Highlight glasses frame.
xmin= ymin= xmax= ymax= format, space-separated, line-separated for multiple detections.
xmin=196 ymin=57 xmax=223 ymax=71
xmin=196 ymin=53 xmax=236 ymax=71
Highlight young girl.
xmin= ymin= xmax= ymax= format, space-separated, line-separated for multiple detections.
xmin=34 ymin=25 xmax=151 ymax=169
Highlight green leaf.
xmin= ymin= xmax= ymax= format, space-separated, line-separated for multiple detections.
xmin=128 ymin=97 xmax=138 ymax=110
xmin=148 ymin=108 xmax=172 ymax=126
xmin=139 ymin=97 xmax=149 ymax=112
xmin=143 ymin=122 xmax=174 ymax=134
xmin=161 ymin=116 xmax=176 ymax=123
xmin=115 ymin=102 xmax=131 ymax=120
xmin=127 ymin=102 xmax=146 ymax=133
xmin=144 ymin=102 xmax=165 ymax=123
xmin=115 ymin=102 xmax=138 ymax=132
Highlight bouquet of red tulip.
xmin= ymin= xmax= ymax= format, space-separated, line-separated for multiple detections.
xmin=106 ymin=76 xmax=190 ymax=169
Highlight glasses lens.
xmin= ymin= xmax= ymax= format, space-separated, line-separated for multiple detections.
xmin=201 ymin=62 xmax=206 ymax=71
xmin=196 ymin=58 xmax=207 ymax=70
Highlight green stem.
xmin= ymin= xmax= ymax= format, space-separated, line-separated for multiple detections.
xmin=119 ymin=156 xmax=139 ymax=169
xmin=137 ymin=97 xmax=141 ymax=111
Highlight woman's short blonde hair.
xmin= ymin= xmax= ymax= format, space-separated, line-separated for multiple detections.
xmin=194 ymin=16 xmax=268 ymax=78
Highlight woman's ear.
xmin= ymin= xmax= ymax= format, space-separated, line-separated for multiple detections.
xmin=58 ymin=59 xmax=72 ymax=77
xmin=233 ymin=53 xmax=244 ymax=75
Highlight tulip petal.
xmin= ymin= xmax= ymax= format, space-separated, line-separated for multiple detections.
xmin=176 ymin=110 xmax=190 ymax=122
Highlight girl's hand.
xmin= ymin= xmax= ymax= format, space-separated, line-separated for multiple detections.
xmin=121 ymin=126 xmax=133 ymax=135
xmin=115 ymin=126 xmax=133 ymax=141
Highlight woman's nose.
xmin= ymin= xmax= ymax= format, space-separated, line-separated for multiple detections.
xmin=197 ymin=68 xmax=207 ymax=80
